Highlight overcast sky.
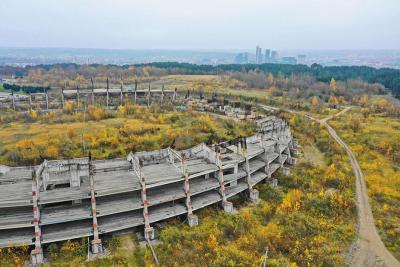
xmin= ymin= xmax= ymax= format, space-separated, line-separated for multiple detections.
xmin=0 ymin=0 xmax=399 ymax=50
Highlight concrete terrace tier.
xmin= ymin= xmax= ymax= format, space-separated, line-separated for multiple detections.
xmin=0 ymin=116 xmax=296 ymax=250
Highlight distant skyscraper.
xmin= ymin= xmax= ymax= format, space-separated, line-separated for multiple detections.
xmin=255 ymin=46 xmax=262 ymax=64
xmin=264 ymin=49 xmax=271 ymax=63
xmin=271 ymin=50 xmax=279 ymax=61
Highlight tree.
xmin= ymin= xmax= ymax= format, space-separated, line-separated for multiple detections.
xmin=88 ymin=106 xmax=106 ymax=121
xmin=117 ymin=105 xmax=127 ymax=116
xmin=328 ymin=96 xmax=339 ymax=105
xmin=311 ymin=96 xmax=320 ymax=106
xmin=28 ymin=109 xmax=38 ymax=121
xmin=376 ymin=98 xmax=389 ymax=112
xmin=359 ymin=96 xmax=369 ymax=107
xmin=330 ymin=78 xmax=337 ymax=92
xmin=64 ymin=101 xmax=74 ymax=114
xmin=44 ymin=145 xmax=59 ymax=159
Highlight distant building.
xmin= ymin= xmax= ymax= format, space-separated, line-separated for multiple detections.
xmin=255 ymin=46 xmax=262 ymax=64
xmin=271 ymin=50 xmax=279 ymax=62
xmin=235 ymin=53 xmax=249 ymax=64
xmin=264 ymin=49 xmax=271 ymax=63
xmin=281 ymin=57 xmax=297 ymax=65
xmin=297 ymin=55 xmax=306 ymax=64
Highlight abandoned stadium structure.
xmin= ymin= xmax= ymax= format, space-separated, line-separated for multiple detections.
xmin=0 ymin=116 xmax=297 ymax=264
xmin=0 ymin=83 xmax=182 ymax=111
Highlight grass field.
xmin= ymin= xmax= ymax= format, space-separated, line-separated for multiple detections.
xmin=162 ymin=74 xmax=271 ymax=99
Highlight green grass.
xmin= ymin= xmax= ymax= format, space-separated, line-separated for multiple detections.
xmin=0 ymin=83 xmax=27 ymax=95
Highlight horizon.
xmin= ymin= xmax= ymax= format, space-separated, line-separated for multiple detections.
xmin=2 ymin=47 xmax=400 ymax=52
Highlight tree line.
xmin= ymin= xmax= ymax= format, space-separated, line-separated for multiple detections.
xmin=139 ymin=62 xmax=400 ymax=96
xmin=1 ymin=62 xmax=400 ymax=96
xmin=3 ymin=83 xmax=51 ymax=94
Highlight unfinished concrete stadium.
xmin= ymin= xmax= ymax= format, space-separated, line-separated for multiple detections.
xmin=0 ymin=83 xmax=179 ymax=111
xmin=0 ymin=116 xmax=297 ymax=264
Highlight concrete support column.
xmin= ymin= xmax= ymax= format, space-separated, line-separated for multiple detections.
xmin=91 ymin=78 xmax=95 ymax=105
xmin=11 ymin=91 xmax=15 ymax=111
xmin=249 ymin=189 xmax=259 ymax=202
xmin=161 ymin=84 xmax=165 ymax=104
xmin=140 ymin=173 xmax=154 ymax=240
xmin=106 ymin=78 xmax=109 ymax=109
xmin=134 ymin=80 xmax=137 ymax=104
xmin=147 ymin=81 xmax=151 ymax=107
xmin=265 ymin=162 xmax=271 ymax=179
xmin=89 ymin=154 xmax=103 ymax=254
xmin=29 ymin=94 xmax=32 ymax=110
xmin=285 ymin=146 xmax=291 ymax=158
xmin=76 ymin=88 xmax=80 ymax=110
xmin=242 ymin=137 xmax=258 ymax=202
xmin=274 ymin=141 xmax=283 ymax=167
xmin=181 ymin=156 xmax=198 ymax=227
xmin=260 ymin=132 xmax=266 ymax=148
xmin=282 ymin=166 xmax=290 ymax=176
xmin=31 ymin=170 xmax=44 ymax=265
xmin=173 ymin=88 xmax=177 ymax=102
xmin=120 ymin=85 xmax=123 ymax=105
xmin=216 ymin=146 xmax=233 ymax=213
xmin=45 ymin=90 xmax=49 ymax=110
xmin=106 ymin=89 xmax=109 ymax=109
xmin=233 ymin=163 xmax=238 ymax=174
xmin=285 ymin=145 xmax=297 ymax=165
xmin=168 ymin=149 xmax=174 ymax=164
xmin=61 ymin=88 xmax=64 ymax=109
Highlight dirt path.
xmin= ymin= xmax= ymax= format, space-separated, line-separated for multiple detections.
xmin=260 ymin=104 xmax=399 ymax=266
xmin=322 ymin=113 xmax=399 ymax=267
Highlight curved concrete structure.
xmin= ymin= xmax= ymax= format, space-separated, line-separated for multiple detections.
xmin=0 ymin=116 xmax=296 ymax=263
xmin=0 ymin=86 xmax=178 ymax=111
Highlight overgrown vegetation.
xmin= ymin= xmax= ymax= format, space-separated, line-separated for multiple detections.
xmin=143 ymin=114 xmax=355 ymax=266
xmin=0 ymin=114 xmax=356 ymax=267
xmin=330 ymin=102 xmax=400 ymax=260
xmin=2 ymin=66 xmax=396 ymax=265
xmin=0 ymin=104 xmax=254 ymax=166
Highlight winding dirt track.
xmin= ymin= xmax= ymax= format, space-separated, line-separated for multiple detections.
xmin=260 ymin=105 xmax=399 ymax=266
xmin=322 ymin=111 xmax=399 ymax=267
